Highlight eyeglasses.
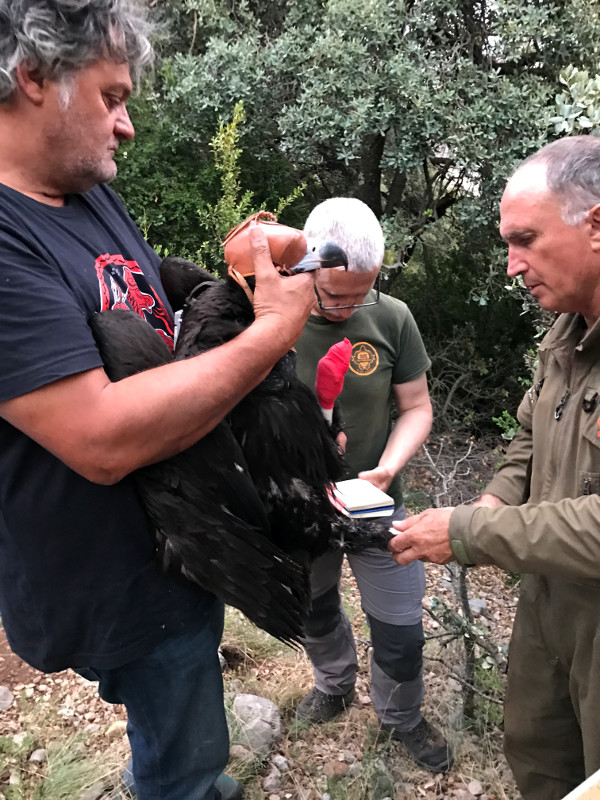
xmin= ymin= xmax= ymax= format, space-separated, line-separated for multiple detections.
xmin=314 ymin=272 xmax=381 ymax=311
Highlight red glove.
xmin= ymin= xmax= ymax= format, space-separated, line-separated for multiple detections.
xmin=315 ymin=338 xmax=352 ymax=409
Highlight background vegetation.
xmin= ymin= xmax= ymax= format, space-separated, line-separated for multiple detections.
xmin=4 ymin=6 xmax=600 ymax=798
xmin=113 ymin=0 xmax=600 ymax=435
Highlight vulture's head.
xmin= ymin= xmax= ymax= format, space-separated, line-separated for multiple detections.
xmin=223 ymin=211 xmax=348 ymax=278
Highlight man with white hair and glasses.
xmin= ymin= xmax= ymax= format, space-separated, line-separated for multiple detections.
xmin=294 ymin=197 xmax=454 ymax=774
xmin=390 ymin=136 xmax=600 ymax=799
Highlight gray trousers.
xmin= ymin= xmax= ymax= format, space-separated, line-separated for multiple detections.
xmin=302 ymin=506 xmax=426 ymax=732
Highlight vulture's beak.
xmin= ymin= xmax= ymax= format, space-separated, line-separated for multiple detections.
xmin=290 ymin=240 xmax=349 ymax=273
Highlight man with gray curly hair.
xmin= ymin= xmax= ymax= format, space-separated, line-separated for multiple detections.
xmin=293 ymin=198 xmax=453 ymax=774
xmin=0 ymin=3 xmax=318 ymax=799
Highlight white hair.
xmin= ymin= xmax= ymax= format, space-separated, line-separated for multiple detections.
xmin=303 ymin=197 xmax=385 ymax=273
xmin=517 ymin=135 xmax=600 ymax=226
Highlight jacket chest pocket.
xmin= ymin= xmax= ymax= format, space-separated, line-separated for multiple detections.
xmin=580 ymin=385 xmax=600 ymax=495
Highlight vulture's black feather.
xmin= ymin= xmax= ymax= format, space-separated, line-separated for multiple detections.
xmin=89 ymin=257 xmax=393 ymax=646
xmin=162 ymin=258 xmax=394 ymax=562
xmin=89 ymin=309 xmax=308 ymax=645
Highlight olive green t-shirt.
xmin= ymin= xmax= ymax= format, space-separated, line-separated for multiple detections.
xmin=295 ymin=291 xmax=430 ymax=506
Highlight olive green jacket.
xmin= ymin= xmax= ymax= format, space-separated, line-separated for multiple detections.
xmin=450 ymin=312 xmax=600 ymax=582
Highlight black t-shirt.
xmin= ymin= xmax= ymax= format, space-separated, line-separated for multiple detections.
xmin=0 ymin=183 xmax=213 ymax=673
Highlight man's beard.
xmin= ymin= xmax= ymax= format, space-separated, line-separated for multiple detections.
xmin=44 ymin=114 xmax=117 ymax=194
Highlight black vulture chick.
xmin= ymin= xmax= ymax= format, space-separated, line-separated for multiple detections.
xmin=89 ymin=309 xmax=308 ymax=645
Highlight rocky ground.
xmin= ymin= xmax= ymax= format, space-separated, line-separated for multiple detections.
xmin=0 ymin=559 xmax=519 ymax=800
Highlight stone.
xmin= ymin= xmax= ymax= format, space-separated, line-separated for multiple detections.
xmin=272 ymin=755 xmax=289 ymax=771
xmin=79 ymin=780 xmax=108 ymax=800
xmin=230 ymin=744 xmax=254 ymax=762
xmin=0 ymin=686 xmax=14 ymax=712
xmin=263 ymin=765 xmax=282 ymax=792
xmin=232 ymin=694 xmax=282 ymax=755
xmin=349 ymin=761 xmax=363 ymax=778
xmin=467 ymin=779 xmax=484 ymax=796
xmin=369 ymin=759 xmax=395 ymax=800
xmin=29 ymin=749 xmax=48 ymax=764
xmin=469 ymin=598 xmax=488 ymax=617
xmin=323 ymin=761 xmax=349 ymax=779
xmin=105 ymin=720 xmax=128 ymax=739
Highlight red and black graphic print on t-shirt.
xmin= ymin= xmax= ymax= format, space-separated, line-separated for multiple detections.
xmin=95 ymin=253 xmax=174 ymax=351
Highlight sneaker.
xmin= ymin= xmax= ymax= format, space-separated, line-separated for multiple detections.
xmin=295 ymin=686 xmax=355 ymax=723
xmin=117 ymin=769 xmax=243 ymax=799
xmin=215 ymin=773 xmax=244 ymax=800
xmin=387 ymin=717 xmax=454 ymax=773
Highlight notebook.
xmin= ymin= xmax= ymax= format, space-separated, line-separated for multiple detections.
xmin=329 ymin=478 xmax=394 ymax=518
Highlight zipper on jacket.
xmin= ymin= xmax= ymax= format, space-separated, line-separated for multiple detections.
xmin=554 ymin=390 xmax=571 ymax=420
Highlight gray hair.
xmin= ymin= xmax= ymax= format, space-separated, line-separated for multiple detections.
xmin=518 ymin=135 xmax=600 ymax=225
xmin=303 ymin=197 xmax=385 ymax=273
xmin=0 ymin=0 xmax=155 ymax=104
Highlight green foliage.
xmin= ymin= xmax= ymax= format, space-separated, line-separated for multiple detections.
xmin=113 ymin=93 xmax=306 ymax=260
xmin=150 ymin=0 xmax=600 ymax=255
xmin=112 ymin=87 xmax=220 ymax=258
xmin=195 ymin=101 xmax=256 ymax=273
xmin=391 ymin=230 xmax=536 ymax=434
xmin=472 ymin=658 xmax=505 ymax=732
xmin=492 ymin=410 xmax=519 ymax=441
xmin=550 ymin=65 xmax=600 ymax=135
xmin=31 ymin=739 xmax=100 ymax=800
xmin=115 ymin=0 xmax=599 ymax=432
xmin=195 ymin=101 xmax=306 ymax=275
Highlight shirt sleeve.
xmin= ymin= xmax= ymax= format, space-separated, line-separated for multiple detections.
xmin=0 ymin=226 xmax=102 ymax=401
xmin=391 ymin=304 xmax=431 ymax=384
xmin=449 ymin=495 xmax=600 ymax=582
xmin=480 ymin=356 xmax=545 ymax=506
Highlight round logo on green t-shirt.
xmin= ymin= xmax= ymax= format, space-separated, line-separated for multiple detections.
xmin=350 ymin=342 xmax=379 ymax=376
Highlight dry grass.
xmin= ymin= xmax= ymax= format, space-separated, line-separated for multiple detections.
xmin=220 ymin=562 xmax=519 ymax=800
xmin=0 ymin=560 xmax=518 ymax=800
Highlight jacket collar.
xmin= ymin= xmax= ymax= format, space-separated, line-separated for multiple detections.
xmin=540 ymin=313 xmax=600 ymax=354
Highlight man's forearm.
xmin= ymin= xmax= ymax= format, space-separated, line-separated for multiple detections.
xmin=1 ymin=230 xmax=317 ymax=483
xmin=1 ymin=316 xmax=301 ymax=483
xmin=377 ymin=406 xmax=432 ymax=476
xmin=94 ymin=316 xmax=308 ymax=479
xmin=450 ymin=496 xmax=600 ymax=581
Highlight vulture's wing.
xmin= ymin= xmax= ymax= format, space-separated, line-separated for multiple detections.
xmin=89 ymin=308 xmax=310 ymax=644
xmin=159 ymin=257 xmax=219 ymax=312
xmin=89 ymin=307 xmax=174 ymax=377
xmin=156 ymin=262 xmax=394 ymax=566
xmin=138 ymin=447 xmax=309 ymax=645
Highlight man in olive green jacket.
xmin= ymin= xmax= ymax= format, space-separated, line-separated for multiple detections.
xmin=389 ymin=135 xmax=600 ymax=800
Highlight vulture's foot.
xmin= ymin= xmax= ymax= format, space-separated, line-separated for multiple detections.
xmin=334 ymin=518 xmax=394 ymax=553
